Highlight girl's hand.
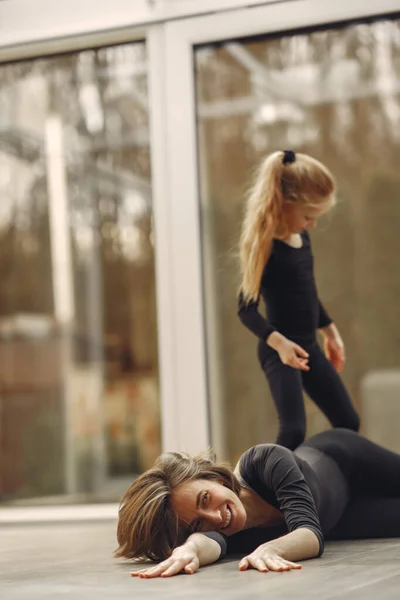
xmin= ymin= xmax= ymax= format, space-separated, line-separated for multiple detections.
xmin=239 ymin=545 xmax=302 ymax=573
xmin=320 ymin=323 xmax=345 ymax=372
xmin=130 ymin=546 xmax=199 ymax=579
xmin=276 ymin=338 xmax=310 ymax=371
xmin=323 ymin=337 xmax=345 ymax=372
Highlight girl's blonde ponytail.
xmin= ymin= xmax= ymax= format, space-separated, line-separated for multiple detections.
xmin=239 ymin=151 xmax=286 ymax=303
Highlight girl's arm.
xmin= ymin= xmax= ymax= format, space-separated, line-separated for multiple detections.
xmin=238 ymin=293 xmax=310 ymax=372
xmin=267 ymin=331 xmax=310 ymax=371
xmin=130 ymin=533 xmax=222 ymax=579
xmin=317 ymin=299 xmax=333 ymax=329
xmin=319 ymin=321 xmax=341 ymax=342
xmin=237 ymin=292 xmax=275 ymax=341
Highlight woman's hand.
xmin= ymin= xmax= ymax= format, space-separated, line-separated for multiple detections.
xmin=267 ymin=332 xmax=309 ymax=371
xmin=130 ymin=533 xmax=221 ymax=579
xmin=239 ymin=545 xmax=302 ymax=573
xmin=130 ymin=545 xmax=199 ymax=579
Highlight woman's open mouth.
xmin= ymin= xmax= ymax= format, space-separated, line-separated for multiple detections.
xmin=221 ymin=506 xmax=232 ymax=530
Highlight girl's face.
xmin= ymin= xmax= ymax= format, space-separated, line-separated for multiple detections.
xmin=283 ymin=200 xmax=332 ymax=234
xmin=171 ymin=478 xmax=247 ymax=537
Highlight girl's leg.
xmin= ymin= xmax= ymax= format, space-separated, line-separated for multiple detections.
xmin=327 ymin=495 xmax=400 ymax=540
xmin=302 ymin=345 xmax=360 ymax=432
xmin=263 ymin=354 xmax=306 ymax=450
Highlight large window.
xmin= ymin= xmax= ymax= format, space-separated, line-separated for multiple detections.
xmin=0 ymin=42 xmax=160 ymax=503
xmin=195 ymin=17 xmax=400 ymax=463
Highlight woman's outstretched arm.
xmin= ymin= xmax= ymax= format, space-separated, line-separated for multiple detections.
xmin=239 ymin=527 xmax=319 ymax=572
xmin=130 ymin=533 xmax=222 ymax=579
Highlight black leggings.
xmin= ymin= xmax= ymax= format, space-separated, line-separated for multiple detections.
xmin=304 ymin=429 xmax=400 ymax=540
xmin=259 ymin=342 xmax=360 ymax=449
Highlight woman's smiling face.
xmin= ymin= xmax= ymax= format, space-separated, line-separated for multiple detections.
xmin=171 ymin=478 xmax=247 ymax=536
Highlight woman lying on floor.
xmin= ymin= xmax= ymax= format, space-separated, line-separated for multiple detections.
xmin=115 ymin=428 xmax=400 ymax=578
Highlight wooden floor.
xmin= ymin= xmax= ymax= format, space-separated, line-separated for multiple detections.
xmin=1 ymin=521 xmax=400 ymax=600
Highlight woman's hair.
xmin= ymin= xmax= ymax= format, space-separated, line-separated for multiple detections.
xmin=239 ymin=150 xmax=335 ymax=303
xmin=114 ymin=450 xmax=240 ymax=562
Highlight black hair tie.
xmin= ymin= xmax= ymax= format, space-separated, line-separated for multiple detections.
xmin=282 ymin=149 xmax=296 ymax=165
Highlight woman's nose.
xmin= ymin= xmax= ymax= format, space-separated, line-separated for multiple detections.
xmin=201 ymin=508 xmax=223 ymax=525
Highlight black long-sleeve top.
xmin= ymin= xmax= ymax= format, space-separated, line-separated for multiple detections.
xmin=238 ymin=231 xmax=332 ymax=347
xmin=203 ymin=441 xmax=350 ymax=558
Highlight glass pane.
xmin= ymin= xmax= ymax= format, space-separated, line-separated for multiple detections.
xmin=195 ymin=18 xmax=400 ymax=464
xmin=0 ymin=42 xmax=160 ymax=504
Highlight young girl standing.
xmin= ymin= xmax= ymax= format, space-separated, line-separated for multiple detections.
xmin=238 ymin=150 xmax=360 ymax=450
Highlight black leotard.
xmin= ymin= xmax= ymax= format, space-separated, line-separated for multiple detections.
xmin=238 ymin=231 xmax=331 ymax=347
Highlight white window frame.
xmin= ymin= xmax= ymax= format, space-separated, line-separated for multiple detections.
xmin=0 ymin=1 xmax=289 ymax=59
xmin=162 ymin=0 xmax=400 ymax=455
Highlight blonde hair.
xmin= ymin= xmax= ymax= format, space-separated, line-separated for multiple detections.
xmin=114 ymin=450 xmax=240 ymax=562
xmin=239 ymin=150 xmax=335 ymax=303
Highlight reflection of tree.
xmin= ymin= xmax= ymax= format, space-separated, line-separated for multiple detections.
xmin=0 ymin=43 xmax=157 ymax=369
xmin=0 ymin=42 xmax=160 ymax=496
xmin=197 ymin=21 xmax=400 ymax=168
xmin=196 ymin=18 xmax=400 ymax=460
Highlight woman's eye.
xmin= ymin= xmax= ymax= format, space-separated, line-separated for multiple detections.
xmin=203 ymin=492 xmax=209 ymax=505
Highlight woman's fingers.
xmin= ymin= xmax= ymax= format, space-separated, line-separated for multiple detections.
xmin=265 ymin=557 xmax=301 ymax=571
xmin=240 ymin=557 xmax=268 ymax=572
xmin=255 ymin=558 xmax=268 ymax=572
xmin=239 ymin=554 xmax=302 ymax=573
xmin=168 ymin=557 xmax=199 ymax=577
xmin=130 ymin=556 xmax=199 ymax=579
xmin=131 ymin=559 xmax=176 ymax=579
xmin=183 ymin=560 xmax=199 ymax=575
xmin=161 ymin=560 xmax=193 ymax=577
xmin=265 ymin=557 xmax=289 ymax=571
xmin=130 ymin=564 xmax=166 ymax=577
xmin=131 ymin=565 xmax=163 ymax=578
xmin=283 ymin=559 xmax=302 ymax=569
xmin=140 ymin=566 xmax=168 ymax=578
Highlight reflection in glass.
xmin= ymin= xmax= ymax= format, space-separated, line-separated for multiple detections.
xmin=0 ymin=43 xmax=160 ymax=503
xmin=195 ymin=19 xmax=400 ymax=463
